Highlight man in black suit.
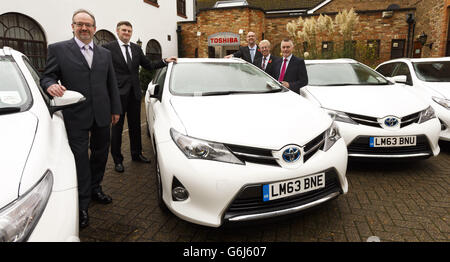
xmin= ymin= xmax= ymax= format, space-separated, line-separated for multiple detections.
xmin=225 ymin=31 xmax=262 ymax=64
xmin=271 ymin=39 xmax=308 ymax=94
xmin=103 ymin=21 xmax=177 ymax=173
xmin=253 ymin=40 xmax=280 ymax=75
xmin=40 ymin=9 xmax=122 ymax=228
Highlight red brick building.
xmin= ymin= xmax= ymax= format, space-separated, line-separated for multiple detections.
xmin=178 ymin=0 xmax=450 ymax=64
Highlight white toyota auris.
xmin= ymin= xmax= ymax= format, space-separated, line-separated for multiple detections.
xmin=145 ymin=58 xmax=348 ymax=227
xmin=376 ymin=57 xmax=450 ymax=141
xmin=0 ymin=47 xmax=82 ymax=241
xmin=302 ymin=59 xmax=441 ymax=159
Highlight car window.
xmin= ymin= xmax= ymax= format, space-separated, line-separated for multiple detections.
xmin=22 ymin=56 xmax=51 ymax=107
xmin=0 ymin=56 xmax=32 ymax=113
xmin=392 ymin=63 xmax=413 ymax=85
xmin=412 ymin=61 xmax=450 ymax=82
xmin=306 ymin=62 xmax=390 ymax=86
xmin=169 ymin=62 xmax=283 ymax=96
xmin=375 ymin=63 xmax=396 ymax=77
xmin=153 ymin=67 xmax=167 ymax=99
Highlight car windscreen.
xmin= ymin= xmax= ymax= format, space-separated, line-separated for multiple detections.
xmin=169 ymin=62 xmax=284 ymax=96
xmin=306 ymin=63 xmax=390 ymax=86
xmin=412 ymin=61 xmax=450 ymax=82
xmin=0 ymin=56 xmax=32 ymax=114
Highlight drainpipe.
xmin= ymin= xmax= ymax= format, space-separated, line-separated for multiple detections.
xmin=406 ymin=13 xmax=415 ymax=58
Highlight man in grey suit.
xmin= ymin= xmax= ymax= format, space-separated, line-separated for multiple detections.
xmin=40 ymin=9 xmax=122 ymax=229
xmin=103 ymin=21 xmax=176 ymax=173
xmin=225 ymin=31 xmax=262 ymax=64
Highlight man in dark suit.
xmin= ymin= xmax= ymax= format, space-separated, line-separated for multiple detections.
xmin=271 ymin=39 xmax=308 ymax=94
xmin=253 ymin=40 xmax=280 ymax=75
xmin=225 ymin=31 xmax=262 ymax=64
xmin=103 ymin=21 xmax=177 ymax=173
xmin=40 ymin=9 xmax=122 ymax=229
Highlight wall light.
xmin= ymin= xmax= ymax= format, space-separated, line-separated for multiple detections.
xmin=418 ymin=32 xmax=433 ymax=49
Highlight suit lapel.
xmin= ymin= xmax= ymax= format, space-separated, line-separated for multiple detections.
xmin=114 ymin=41 xmax=130 ymax=69
xmin=91 ymin=44 xmax=101 ymax=70
xmin=67 ymin=38 xmax=90 ymax=69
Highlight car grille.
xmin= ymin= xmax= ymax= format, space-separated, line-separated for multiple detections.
xmin=225 ymin=132 xmax=326 ymax=167
xmin=223 ymin=169 xmax=341 ymax=221
xmin=347 ymin=112 xmax=421 ymax=128
xmin=347 ymin=135 xmax=432 ymax=156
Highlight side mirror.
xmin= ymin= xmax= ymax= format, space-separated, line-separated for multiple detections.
xmin=149 ymin=84 xmax=161 ymax=100
xmin=50 ymin=90 xmax=86 ymax=115
xmin=391 ymin=75 xmax=408 ymax=84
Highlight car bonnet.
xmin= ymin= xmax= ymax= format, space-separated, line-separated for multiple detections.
xmin=422 ymin=82 xmax=450 ymax=99
xmin=170 ymin=91 xmax=332 ymax=149
xmin=306 ymin=84 xmax=430 ymax=117
xmin=0 ymin=111 xmax=37 ymax=208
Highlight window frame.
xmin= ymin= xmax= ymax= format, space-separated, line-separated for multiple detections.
xmin=143 ymin=0 xmax=159 ymax=8
xmin=177 ymin=0 xmax=187 ymax=18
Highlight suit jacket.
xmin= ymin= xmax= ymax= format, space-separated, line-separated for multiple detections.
xmin=254 ymin=54 xmax=281 ymax=76
xmin=272 ymin=55 xmax=308 ymax=94
xmin=232 ymin=45 xmax=262 ymax=64
xmin=40 ymin=38 xmax=122 ymax=129
xmin=103 ymin=41 xmax=166 ymax=100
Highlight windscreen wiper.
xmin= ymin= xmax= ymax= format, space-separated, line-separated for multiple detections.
xmin=0 ymin=107 xmax=21 ymax=115
xmin=199 ymin=90 xmax=281 ymax=96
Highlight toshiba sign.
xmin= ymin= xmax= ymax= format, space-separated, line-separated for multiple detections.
xmin=208 ymin=32 xmax=240 ymax=46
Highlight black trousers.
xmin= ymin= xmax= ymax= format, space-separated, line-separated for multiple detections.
xmin=66 ymin=121 xmax=110 ymax=211
xmin=111 ymin=91 xmax=142 ymax=164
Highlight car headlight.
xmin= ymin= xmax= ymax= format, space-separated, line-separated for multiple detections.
xmin=323 ymin=122 xmax=342 ymax=152
xmin=432 ymin=96 xmax=450 ymax=109
xmin=324 ymin=108 xmax=358 ymax=125
xmin=170 ymin=128 xmax=244 ymax=165
xmin=0 ymin=170 xmax=53 ymax=242
xmin=418 ymin=106 xmax=436 ymax=124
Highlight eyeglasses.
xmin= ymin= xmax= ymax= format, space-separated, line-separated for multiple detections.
xmin=73 ymin=22 xmax=95 ymax=28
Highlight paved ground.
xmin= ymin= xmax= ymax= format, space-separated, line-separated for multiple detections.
xmin=80 ymin=111 xmax=450 ymax=242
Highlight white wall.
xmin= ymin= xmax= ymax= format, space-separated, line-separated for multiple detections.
xmin=0 ymin=0 xmax=194 ymax=57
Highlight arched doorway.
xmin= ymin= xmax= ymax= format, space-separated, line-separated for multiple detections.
xmin=146 ymin=39 xmax=162 ymax=60
xmin=94 ymin=29 xmax=116 ymax=46
xmin=0 ymin=12 xmax=47 ymax=70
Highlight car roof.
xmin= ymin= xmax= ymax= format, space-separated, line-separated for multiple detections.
xmin=379 ymin=57 xmax=450 ymax=65
xmin=0 ymin=46 xmax=23 ymax=57
xmin=305 ymin=58 xmax=358 ymax=64
xmin=175 ymin=58 xmax=248 ymax=64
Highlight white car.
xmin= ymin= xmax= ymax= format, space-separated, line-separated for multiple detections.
xmin=376 ymin=57 xmax=450 ymax=141
xmin=302 ymin=59 xmax=441 ymax=159
xmin=145 ymin=58 xmax=348 ymax=227
xmin=0 ymin=47 xmax=82 ymax=242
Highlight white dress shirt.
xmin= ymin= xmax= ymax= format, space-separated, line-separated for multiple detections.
xmin=118 ymin=39 xmax=132 ymax=62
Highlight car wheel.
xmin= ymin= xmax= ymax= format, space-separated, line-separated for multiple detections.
xmin=155 ymin=152 xmax=169 ymax=213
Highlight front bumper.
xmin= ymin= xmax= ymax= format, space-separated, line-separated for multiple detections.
xmin=433 ymin=105 xmax=450 ymax=141
xmin=28 ymin=188 xmax=79 ymax=242
xmin=337 ymin=118 xmax=441 ymax=159
xmin=156 ymin=138 xmax=348 ymax=227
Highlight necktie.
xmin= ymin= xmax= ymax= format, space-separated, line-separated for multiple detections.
xmin=279 ymin=58 xmax=288 ymax=82
xmin=124 ymin=44 xmax=132 ymax=69
xmin=250 ymin=48 xmax=255 ymax=62
xmin=262 ymin=56 xmax=267 ymax=70
xmin=83 ymin=45 xmax=92 ymax=68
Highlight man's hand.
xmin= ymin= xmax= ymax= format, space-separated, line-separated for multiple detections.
xmin=281 ymin=81 xmax=290 ymax=88
xmin=47 ymin=84 xmax=66 ymax=97
xmin=224 ymin=54 xmax=233 ymax=59
xmin=165 ymin=56 xmax=178 ymax=63
xmin=112 ymin=114 xmax=120 ymax=125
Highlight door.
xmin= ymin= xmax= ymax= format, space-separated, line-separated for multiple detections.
xmin=412 ymin=41 xmax=422 ymax=58
xmin=391 ymin=39 xmax=406 ymax=59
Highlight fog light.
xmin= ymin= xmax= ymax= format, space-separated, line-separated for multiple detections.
xmin=172 ymin=187 xmax=189 ymax=201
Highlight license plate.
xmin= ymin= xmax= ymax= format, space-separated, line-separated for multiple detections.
xmin=263 ymin=173 xmax=325 ymax=202
xmin=369 ymin=136 xmax=417 ymax=147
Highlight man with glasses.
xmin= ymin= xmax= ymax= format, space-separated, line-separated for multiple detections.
xmin=253 ymin=40 xmax=280 ymax=76
xmin=225 ymin=31 xmax=262 ymax=64
xmin=40 ymin=9 xmax=122 ymax=229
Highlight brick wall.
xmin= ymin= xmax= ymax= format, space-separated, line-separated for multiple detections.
xmin=178 ymin=0 xmax=450 ymax=60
